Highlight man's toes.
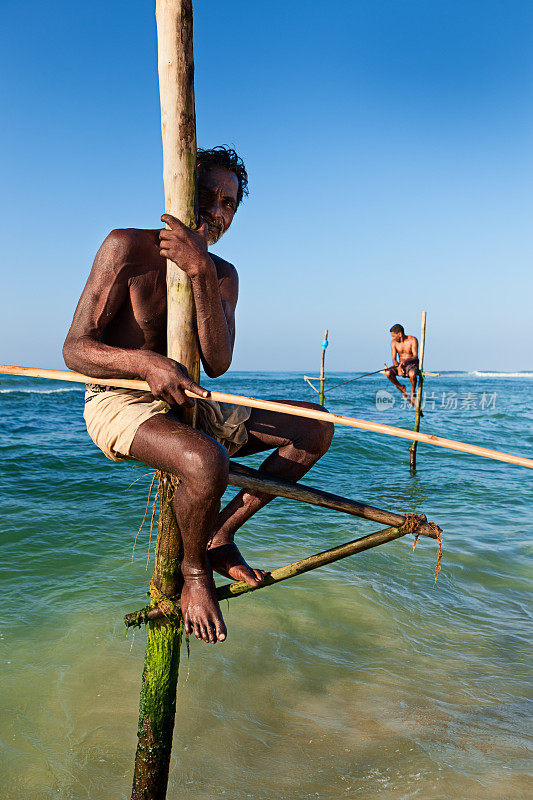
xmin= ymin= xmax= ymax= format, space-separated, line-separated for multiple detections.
xmin=240 ymin=566 xmax=262 ymax=587
xmin=215 ymin=618 xmax=227 ymax=642
xmin=184 ymin=614 xmax=193 ymax=636
xmin=252 ymin=568 xmax=267 ymax=583
xmin=199 ymin=623 xmax=210 ymax=643
xmin=193 ymin=621 xmax=202 ymax=641
xmin=205 ymin=623 xmax=217 ymax=644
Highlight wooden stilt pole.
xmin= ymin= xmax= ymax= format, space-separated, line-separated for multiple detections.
xmin=319 ymin=329 xmax=328 ymax=406
xmin=131 ymin=2 xmax=198 ymax=798
xmin=409 ymin=311 xmax=427 ymax=472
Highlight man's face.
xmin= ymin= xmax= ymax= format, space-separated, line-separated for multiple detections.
xmin=198 ymin=165 xmax=239 ymax=245
xmin=391 ymin=332 xmax=402 ymax=343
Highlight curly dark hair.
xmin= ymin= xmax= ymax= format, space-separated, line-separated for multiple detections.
xmin=390 ymin=324 xmax=405 ymax=335
xmin=197 ymin=145 xmax=249 ymax=208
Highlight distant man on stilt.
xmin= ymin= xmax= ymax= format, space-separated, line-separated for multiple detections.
xmin=384 ymin=323 xmax=420 ymax=406
xmin=63 ymin=146 xmax=333 ymax=645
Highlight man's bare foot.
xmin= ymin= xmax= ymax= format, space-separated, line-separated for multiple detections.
xmin=408 ymin=393 xmax=424 ymax=414
xmin=180 ymin=572 xmax=227 ymax=644
xmin=208 ymin=539 xmax=267 ymax=587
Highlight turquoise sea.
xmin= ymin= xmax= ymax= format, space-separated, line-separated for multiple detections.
xmin=1 ymin=371 xmax=532 ymax=800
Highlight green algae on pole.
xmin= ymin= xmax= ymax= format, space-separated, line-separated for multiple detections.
xmin=131 ymin=1 xmax=198 ymax=798
xmin=409 ymin=311 xmax=427 ymax=472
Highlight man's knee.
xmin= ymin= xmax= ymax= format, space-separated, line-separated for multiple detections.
xmin=298 ymin=403 xmax=334 ymax=454
xmin=182 ymin=437 xmax=229 ymax=499
xmin=315 ymin=418 xmax=334 ymax=454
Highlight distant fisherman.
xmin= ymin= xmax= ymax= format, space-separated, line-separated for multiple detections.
xmin=384 ymin=323 xmax=420 ymax=406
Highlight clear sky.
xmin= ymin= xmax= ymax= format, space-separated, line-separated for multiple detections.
xmin=1 ymin=0 xmax=531 ymax=373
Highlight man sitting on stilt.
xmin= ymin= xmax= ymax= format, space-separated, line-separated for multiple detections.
xmin=384 ymin=323 xmax=420 ymax=406
xmin=63 ymin=146 xmax=333 ymax=645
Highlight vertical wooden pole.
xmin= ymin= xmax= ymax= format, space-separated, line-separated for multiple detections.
xmin=409 ymin=311 xmax=427 ymax=472
xmin=131 ymin=2 xmax=198 ymax=798
xmin=319 ymin=329 xmax=328 ymax=406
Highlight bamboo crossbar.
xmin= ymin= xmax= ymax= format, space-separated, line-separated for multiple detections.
xmin=2 ymin=364 xmax=532 ymax=469
xmin=124 ymin=524 xmax=407 ymax=626
xmin=228 ymin=461 xmax=439 ymax=539
xmin=217 ymin=525 xmax=406 ymax=599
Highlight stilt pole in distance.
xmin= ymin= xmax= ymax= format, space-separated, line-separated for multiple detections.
xmin=319 ymin=329 xmax=328 ymax=406
xmin=131 ymin=2 xmax=199 ymax=798
xmin=409 ymin=311 xmax=427 ymax=472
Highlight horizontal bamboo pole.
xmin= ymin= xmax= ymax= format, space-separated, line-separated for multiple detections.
xmin=217 ymin=525 xmax=407 ymax=599
xmin=228 ymin=461 xmax=439 ymax=539
xmin=2 ymin=364 xmax=532 ymax=470
xmin=125 ymin=524 xmax=406 ymax=626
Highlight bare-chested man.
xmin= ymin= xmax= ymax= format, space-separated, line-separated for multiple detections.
xmin=63 ymin=146 xmax=333 ymax=645
xmin=384 ymin=323 xmax=420 ymax=405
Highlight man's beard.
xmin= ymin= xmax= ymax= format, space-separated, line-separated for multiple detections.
xmin=201 ymin=215 xmax=224 ymax=245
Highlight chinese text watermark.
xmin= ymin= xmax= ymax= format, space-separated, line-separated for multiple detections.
xmin=375 ymin=390 xmax=499 ymax=412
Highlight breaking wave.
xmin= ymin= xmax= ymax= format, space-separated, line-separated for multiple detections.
xmin=470 ymin=371 xmax=533 ymax=378
xmin=0 ymin=387 xmax=82 ymax=394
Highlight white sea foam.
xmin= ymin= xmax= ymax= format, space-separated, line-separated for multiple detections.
xmin=470 ymin=371 xmax=533 ymax=378
xmin=0 ymin=387 xmax=82 ymax=394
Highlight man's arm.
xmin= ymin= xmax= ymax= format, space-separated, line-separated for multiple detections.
xmin=391 ymin=342 xmax=399 ymax=366
xmin=191 ymin=256 xmax=238 ymax=378
xmin=63 ymin=229 xmax=207 ymax=408
xmin=63 ymin=230 xmax=138 ymax=377
xmin=159 ymin=214 xmax=236 ymax=378
xmin=411 ymin=337 xmax=419 ymax=359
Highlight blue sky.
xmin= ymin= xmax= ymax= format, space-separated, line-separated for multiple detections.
xmin=1 ymin=0 xmax=531 ymax=372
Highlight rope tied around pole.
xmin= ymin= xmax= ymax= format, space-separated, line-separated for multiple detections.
xmin=156 ymin=470 xmax=180 ymax=501
xmin=399 ymin=512 xmax=427 ymax=534
xmin=400 ymin=513 xmax=443 ymax=582
xmin=147 ymin=471 xmax=183 ymax=617
xmin=131 ymin=470 xmax=181 ymax=568
xmin=407 ymin=519 xmax=443 ymax=582
xmin=149 ymin=579 xmax=182 ymax=620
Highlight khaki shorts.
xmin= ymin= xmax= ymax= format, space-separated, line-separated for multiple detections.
xmin=83 ymin=385 xmax=251 ymax=461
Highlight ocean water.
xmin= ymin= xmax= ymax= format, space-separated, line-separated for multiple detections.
xmin=0 ymin=371 xmax=531 ymax=800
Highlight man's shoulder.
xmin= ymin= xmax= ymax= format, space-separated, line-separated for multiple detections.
xmin=103 ymin=227 xmax=158 ymax=254
xmin=407 ymin=335 xmax=418 ymax=343
xmin=210 ymin=252 xmax=238 ymax=282
xmin=93 ymin=228 xmax=160 ymax=277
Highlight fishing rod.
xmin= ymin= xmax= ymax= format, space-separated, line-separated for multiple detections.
xmin=2 ymin=364 xmax=532 ymax=470
xmin=324 ymin=365 xmax=440 ymax=393
xmin=306 ymin=366 xmax=440 ymax=396
xmin=304 ymin=367 xmax=385 ymax=398
xmin=326 ymin=368 xmax=386 ymax=391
